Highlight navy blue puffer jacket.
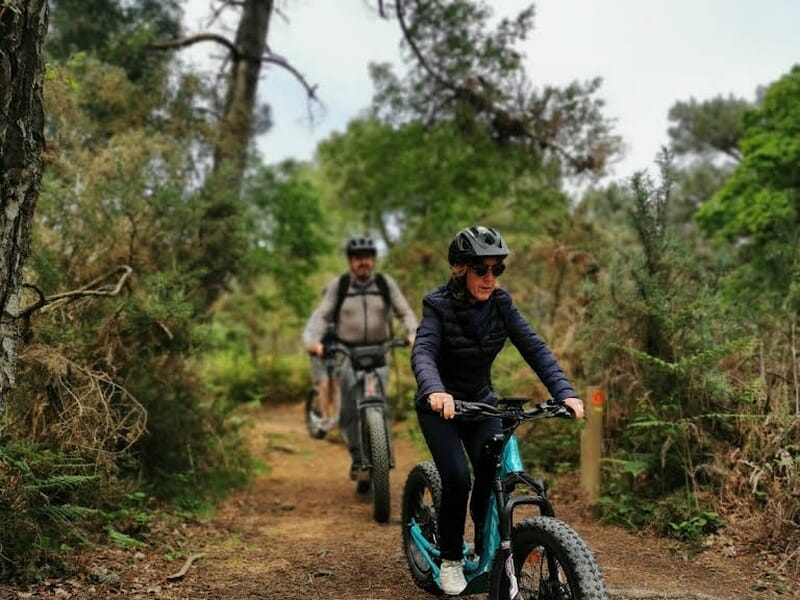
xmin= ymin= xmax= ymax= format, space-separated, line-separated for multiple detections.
xmin=411 ymin=284 xmax=576 ymax=410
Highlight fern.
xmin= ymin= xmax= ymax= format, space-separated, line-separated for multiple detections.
xmin=23 ymin=474 xmax=99 ymax=492
xmin=106 ymin=527 xmax=147 ymax=549
xmin=40 ymin=503 xmax=99 ymax=525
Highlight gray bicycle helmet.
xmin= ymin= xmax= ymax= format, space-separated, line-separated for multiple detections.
xmin=345 ymin=235 xmax=377 ymax=257
xmin=448 ymin=226 xmax=509 ymax=265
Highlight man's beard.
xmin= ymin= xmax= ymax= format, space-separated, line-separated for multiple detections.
xmin=354 ymin=268 xmax=372 ymax=283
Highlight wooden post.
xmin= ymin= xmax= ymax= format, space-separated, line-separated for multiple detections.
xmin=580 ymin=387 xmax=604 ymax=504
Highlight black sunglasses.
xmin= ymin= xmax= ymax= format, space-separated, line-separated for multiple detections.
xmin=469 ymin=262 xmax=506 ymax=277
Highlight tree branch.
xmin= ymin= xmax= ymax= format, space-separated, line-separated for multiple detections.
xmin=151 ymin=32 xmax=318 ymax=104
xmin=150 ymin=33 xmax=241 ymax=60
xmin=17 ymin=266 xmax=133 ymax=320
xmin=263 ymin=54 xmax=318 ymax=102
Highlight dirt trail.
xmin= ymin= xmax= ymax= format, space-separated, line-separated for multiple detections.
xmin=2 ymin=401 xmax=793 ymax=599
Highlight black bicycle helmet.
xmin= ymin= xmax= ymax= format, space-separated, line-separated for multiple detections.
xmin=448 ymin=226 xmax=509 ymax=265
xmin=345 ymin=235 xmax=377 ymax=257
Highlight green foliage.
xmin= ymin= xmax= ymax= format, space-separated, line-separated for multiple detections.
xmin=48 ymin=0 xmax=182 ymax=82
xmin=9 ymin=0 xmax=796 ymax=577
xmin=599 ymin=471 xmax=724 ymax=541
xmin=318 ymin=119 xmax=554 ymax=241
xmin=666 ymin=511 xmax=724 ymax=542
xmin=241 ymin=161 xmax=333 ymax=316
xmin=370 ymin=1 xmax=620 ymax=176
xmin=595 ymin=454 xmax=656 ymax=529
xmin=667 ymin=95 xmax=749 ymax=161
xmin=659 ymin=75 xmax=799 ymax=558
xmin=199 ymin=319 xmax=309 ymax=406
xmin=578 ymin=152 xmax=759 ymax=534
xmin=4 ymin=38 xmax=257 ymax=560
xmin=517 ymin=420 xmax=581 ymax=475
xmin=696 ymin=65 xmax=800 ymax=315
xmin=664 ymin=94 xmax=747 ymax=240
xmin=106 ymin=527 xmax=147 ymax=549
xmin=649 ymin=491 xmax=725 ymax=541
xmin=373 ymin=1 xmax=533 ymax=118
xmin=0 ymin=443 xmax=100 ymax=581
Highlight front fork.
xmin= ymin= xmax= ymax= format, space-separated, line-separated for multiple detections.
xmin=494 ymin=446 xmax=554 ymax=600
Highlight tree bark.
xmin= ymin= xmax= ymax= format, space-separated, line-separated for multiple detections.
xmin=0 ymin=1 xmax=49 ymax=397
xmin=198 ymin=0 xmax=274 ymax=309
xmin=214 ymin=0 xmax=274 ymax=179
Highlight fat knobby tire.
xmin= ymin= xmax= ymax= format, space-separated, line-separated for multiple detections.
xmin=365 ymin=407 xmax=391 ymax=523
xmin=401 ymin=461 xmax=443 ymax=595
xmin=488 ymin=515 xmax=606 ymax=600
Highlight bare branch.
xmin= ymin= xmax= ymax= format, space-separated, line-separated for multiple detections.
xmin=20 ymin=344 xmax=148 ymax=465
xmin=151 ymin=32 xmax=318 ymax=106
xmin=17 ymin=266 xmax=133 ymax=319
xmin=263 ymin=54 xmax=318 ymax=102
xmin=150 ymin=33 xmax=241 ymax=60
xmin=19 ymin=283 xmax=46 ymax=317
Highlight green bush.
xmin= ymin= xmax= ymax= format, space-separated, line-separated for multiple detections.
xmin=651 ymin=492 xmax=724 ymax=541
xmin=0 ymin=443 xmax=100 ymax=582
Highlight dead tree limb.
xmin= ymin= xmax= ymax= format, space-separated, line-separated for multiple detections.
xmin=167 ymin=553 xmax=206 ymax=581
xmin=17 ymin=265 xmax=133 ymax=320
xmin=150 ymin=34 xmax=318 ymax=103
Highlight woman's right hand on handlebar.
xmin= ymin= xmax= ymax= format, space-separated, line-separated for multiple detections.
xmin=428 ymin=392 xmax=456 ymax=420
xmin=308 ymin=341 xmax=324 ymax=357
xmin=563 ymin=397 xmax=585 ymax=419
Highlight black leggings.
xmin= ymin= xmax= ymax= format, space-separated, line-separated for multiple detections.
xmin=417 ymin=409 xmax=501 ymax=561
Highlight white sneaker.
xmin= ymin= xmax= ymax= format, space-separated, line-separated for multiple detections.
xmin=440 ymin=559 xmax=467 ymax=595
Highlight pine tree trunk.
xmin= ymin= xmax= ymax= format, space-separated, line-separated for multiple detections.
xmin=0 ymin=1 xmax=48 ymax=396
xmin=199 ymin=0 xmax=274 ymax=310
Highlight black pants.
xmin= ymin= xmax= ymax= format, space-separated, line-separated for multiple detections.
xmin=417 ymin=408 xmax=501 ymax=561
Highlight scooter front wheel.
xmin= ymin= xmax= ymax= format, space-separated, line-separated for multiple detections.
xmin=488 ymin=515 xmax=606 ymax=600
xmin=401 ymin=461 xmax=442 ymax=594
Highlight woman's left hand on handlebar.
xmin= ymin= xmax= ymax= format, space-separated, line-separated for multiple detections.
xmin=564 ymin=397 xmax=585 ymax=419
xmin=428 ymin=392 xmax=456 ymax=419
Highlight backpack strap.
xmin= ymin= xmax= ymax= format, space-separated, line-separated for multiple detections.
xmin=333 ymin=273 xmax=351 ymax=326
xmin=374 ymin=273 xmax=394 ymax=337
xmin=374 ymin=273 xmax=391 ymax=311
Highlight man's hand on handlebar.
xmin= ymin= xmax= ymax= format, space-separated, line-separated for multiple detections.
xmin=308 ymin=341 xmax=324 ymax=357
xmin=428 ymin=392 xmax=456 ymax=420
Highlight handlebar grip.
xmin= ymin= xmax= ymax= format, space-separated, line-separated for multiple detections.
xmin=539 ymin=399 xmax=576 ymax=419
xmin=453 ymin=400 xmax=501 ymax=418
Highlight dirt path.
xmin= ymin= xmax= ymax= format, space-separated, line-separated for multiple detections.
xmin=3 ymin=401 xmax=793 ymax=599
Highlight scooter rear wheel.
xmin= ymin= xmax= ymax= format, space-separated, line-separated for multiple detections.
xmin=401 ymin=461 xmax=443 ymax=594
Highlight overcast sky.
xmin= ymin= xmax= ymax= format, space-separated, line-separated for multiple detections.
xmin=184 ymin=0 xmax=800 ymax=185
